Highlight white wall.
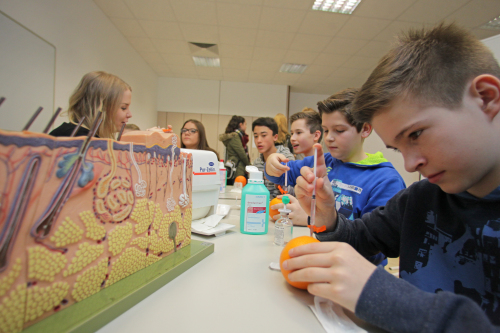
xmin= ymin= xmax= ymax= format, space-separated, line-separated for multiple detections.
xmin=0 ymin=11 xmax=55 ymax=133
xmin=482 ymin=34 xmax=500 ymax=62
xmin=219 ymin=81 xmax=287 ymax=116
xmin=0 ymin=0 xmax=158 ymax=131
xmin=157 ymin=78 xmax=220 ymax=114
xmin=289 ymin=92 xmax=330 ymax=115
xmin=157 ymin=77 xmax=287 ymax=117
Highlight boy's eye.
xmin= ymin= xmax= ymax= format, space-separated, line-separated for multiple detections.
xmin=409 ymin=130 xmax=422 ymax=140
xmin=324 ymin=130 xmax=329 ymax=134
xmin=390 ymin=147 xmax=401 ymax=153
xmin=336 ymin=130 xmax=345 ymax=133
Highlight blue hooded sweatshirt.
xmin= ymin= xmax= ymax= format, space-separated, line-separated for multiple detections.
xmin=265 ymin=152 xmax=406 ymax=265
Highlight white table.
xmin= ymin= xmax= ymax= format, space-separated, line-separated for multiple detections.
xmin=95 ymin=187 xmax=325 ymax=333
xmin=97 ymin=187 xmax=380 ymax=333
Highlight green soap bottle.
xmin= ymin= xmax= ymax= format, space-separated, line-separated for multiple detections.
xmin=240 ymin=166 xmax=270 ymax=235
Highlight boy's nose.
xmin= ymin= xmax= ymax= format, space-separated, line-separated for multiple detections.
xmin=404 ymin=150 xmax=426 ymax=173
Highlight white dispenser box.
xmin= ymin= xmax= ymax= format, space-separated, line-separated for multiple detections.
xmin=181 ymin=149 xmax=220 ymax=220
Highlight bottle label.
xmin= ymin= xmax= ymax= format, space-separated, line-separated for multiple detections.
xmin=274 ymin=224 xmax=284 ymax=246
xmin=243 ymin=194 xmax=267 ymax=233
xmin=219 ymin=168 xmax=226 ymax=193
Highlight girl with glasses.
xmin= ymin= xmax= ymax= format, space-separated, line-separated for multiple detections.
xmin=180 ymin=119 xmax=219 ymax=160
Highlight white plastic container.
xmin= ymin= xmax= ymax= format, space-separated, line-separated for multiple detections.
xmin=240 ymin=166 xmax=270 ymax=235
xmin=219 ymin=160 xmax=226 ymax=194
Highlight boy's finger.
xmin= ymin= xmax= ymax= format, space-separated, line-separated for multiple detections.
xmin=272 ymin=214 xmax=281 ymax=220
xmin=299 ymin=166 xmax=315 ymax=183
xmin=288 ymin=242 xmax=337 ymax=258
xmin=296 ymin=175 xmax=315 ymax=195
xmin=312 ymin=143 xmax=327 ymax=177
xmin=287 ymin=267 xmax=338 ymax=285
xmin=271 ymin=203 xmax=284 ymax=210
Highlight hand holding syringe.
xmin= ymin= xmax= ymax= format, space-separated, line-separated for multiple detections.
xmin=294 ymin=144 xmax=338 ymax=234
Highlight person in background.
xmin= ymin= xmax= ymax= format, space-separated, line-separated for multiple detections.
xmin=180 ymin=119 xmax=219 ymax=160
xmin=274 ymin=113 xmax=294 ymax=153
xmin=252 ymin=117 xmax=294 ymax=199
xmin=123 ymin=123 xmax=140 ymax=133
xmin=219 ymin=115 xmax=250 ymax=185
xmin=288 ymin=23 xmax=500 ymax=331
xmin=50 ymin=71 xmax=132 ymax=138
xmin=290 ymin=108 xmax=323 ymax=160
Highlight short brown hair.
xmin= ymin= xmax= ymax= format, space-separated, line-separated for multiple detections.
xmin=290 ymin=109 xmax=323 ymax=143
xmin=353 ymin=22 xmax=500 ymax=123
xmin=317 ymin=88 xmax=364 ymax=132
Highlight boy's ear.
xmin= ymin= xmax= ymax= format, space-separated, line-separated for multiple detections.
xmin=313 ymin=130 xmax=321 ymax=142
xmin=360 ymin=123 xmax=372 ymax=139
xmin=471 ymin=74 xmax=500 ymax=121
xmin=273 ymin=133 xmax=278 ymax=142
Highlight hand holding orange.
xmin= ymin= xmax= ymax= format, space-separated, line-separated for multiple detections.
xmin=269 ymin=197 xmax=282 ymax=220
xmin=279 ymin=236 xmax=320 ymax=289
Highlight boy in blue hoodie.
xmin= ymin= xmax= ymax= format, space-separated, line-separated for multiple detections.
xmin=265 ymin=88 xmax=406 ymax=265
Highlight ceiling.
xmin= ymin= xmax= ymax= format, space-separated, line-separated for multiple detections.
xmin=94 ymin=0 xmax=500 ymax=95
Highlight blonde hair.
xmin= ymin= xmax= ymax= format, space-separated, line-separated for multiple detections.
xmin=68 ymin=71 xmax=131 ymax=139
xmin=353 ymin=23 xmax=500 ymax=123
xmin=125 ymin=123 xmax=140 ymax=131
xmin=274 ymin=113 xmax=289 ymax=144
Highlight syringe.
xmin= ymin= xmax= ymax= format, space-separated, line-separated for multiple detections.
xmin=309 ymin=147 xmax=317 ymax=237
xmin=284 ymin=162 xmax=288 ymax=192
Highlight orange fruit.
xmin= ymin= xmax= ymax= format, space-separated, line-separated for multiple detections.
xmin=280 ymin=236 xmax=320 ymax=289
xmin=234 ymin=176 xmax=247 ymax=187
xmin=269 ymin=197 xmax=282 ymax=220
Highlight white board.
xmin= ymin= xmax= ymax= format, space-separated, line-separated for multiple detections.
xmin=0 ymin=11 xmax=55 ymax=132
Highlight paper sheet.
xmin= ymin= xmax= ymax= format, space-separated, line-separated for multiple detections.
xmin=191 ymin=214 xmax=225 ymax=232
xmin=309 ymin=297 xmax=367 ymax=333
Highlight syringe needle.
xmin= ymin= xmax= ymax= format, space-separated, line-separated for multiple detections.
xmin=310 ymin=147 xmax=318 ymax=237
xmin=284 ymin=162 xmax=288 ymax=191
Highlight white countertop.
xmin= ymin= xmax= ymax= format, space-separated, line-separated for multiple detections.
xmin=96 ymin=188 xmax=341 ymax=333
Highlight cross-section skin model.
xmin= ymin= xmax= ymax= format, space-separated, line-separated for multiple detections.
xmin=0 ymin=128 xmax=192 ymax=332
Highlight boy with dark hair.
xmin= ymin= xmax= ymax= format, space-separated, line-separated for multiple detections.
xmin=289 ymin=108 xmax=323 ymax=160
xmin=265 ymin=89 xmax=405 ymax=243
xmin=252 ymin=117 xmax=294 ymax=198
xmin=287 ymin=23 xmax=500 ymax=331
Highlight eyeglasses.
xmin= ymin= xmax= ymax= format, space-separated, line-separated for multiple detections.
xmin=181 ymin=128 xmax=198 ymax=134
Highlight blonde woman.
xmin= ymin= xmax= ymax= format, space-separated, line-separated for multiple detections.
xmin=273 ymin=113 xmax=293 ymax=153
xmin=50 ymin=71 xmax=132 ymax=138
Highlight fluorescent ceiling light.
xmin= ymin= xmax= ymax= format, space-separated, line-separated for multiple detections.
xmin=481 ymin=16 xmax=500 ymax=30
xmin=192 ymin=56 xmax=220 ymax=67
xmin=312 ymin=0 xmax=362 ymax=14
xmin=279 ymin=63 xmax=307 ymax=74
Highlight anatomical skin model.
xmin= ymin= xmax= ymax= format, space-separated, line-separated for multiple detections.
xmin=0 ymin=128 xmax=192 ymax=332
